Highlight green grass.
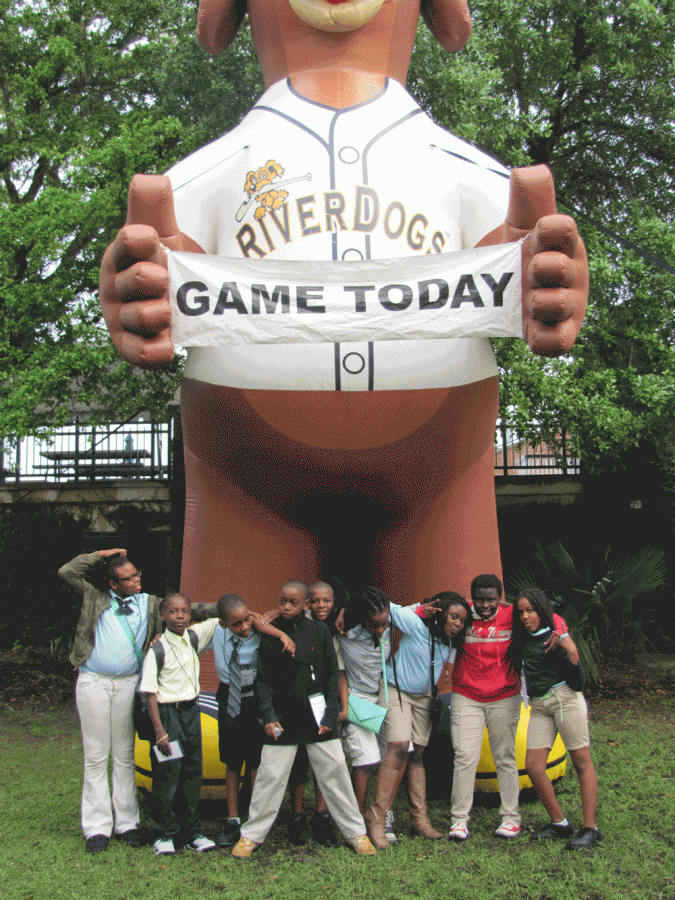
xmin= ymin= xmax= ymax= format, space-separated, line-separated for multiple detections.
xmin=1 ymin=698 xmax=674 ymax=900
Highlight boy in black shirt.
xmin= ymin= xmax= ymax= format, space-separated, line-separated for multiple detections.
xmin=232 ymin=581 xmax=375 ymax=856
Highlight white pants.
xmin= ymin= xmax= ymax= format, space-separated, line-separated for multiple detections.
xmin=75 ymin=671 xmax=140 ymax=838
xmin=450 ymin=692 xmax=521 ymax=826
xmin=241 ymin=740 xmax=365 ymax=844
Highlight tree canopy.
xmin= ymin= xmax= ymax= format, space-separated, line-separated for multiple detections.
xmin=0 ymin=0 xmax=261 ymax=436
xmin=0 ymin=0 xmax=184 ymax=434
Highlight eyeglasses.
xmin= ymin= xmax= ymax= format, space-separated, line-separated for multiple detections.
xmin=116 ymin=570 xmax=141 ymax=582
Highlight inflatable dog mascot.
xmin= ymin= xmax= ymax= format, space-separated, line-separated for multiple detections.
xmin=100 ymin=0 xmax=588 ymax=607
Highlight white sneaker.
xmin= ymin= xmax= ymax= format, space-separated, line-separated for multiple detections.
xmin=448 ymin=822 xmax=469 ymax=841
xmin=153 ymin=838 xmax=175 ymax=856
xmin=495 ymin=821 xmax=521 ymax=838
xmin=185 ymin=835 xmax=216 ymax=852
xmin=384 ymin=810 xmax=397 ymax=843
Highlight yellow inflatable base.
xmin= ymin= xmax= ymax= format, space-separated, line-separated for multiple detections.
xmin=475 ymin=702 xmax=567 ymax=792
xmin=135 ymin=694 xmax=227 ymax=800
xmin=135 ymin=696 xmax=566 ymax=798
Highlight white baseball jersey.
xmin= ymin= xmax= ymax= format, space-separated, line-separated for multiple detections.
xmin=169 ymin=77 xmax=511 ymax=391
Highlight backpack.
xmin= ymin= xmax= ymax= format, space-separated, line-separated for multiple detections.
xmin=133 ymin=630 xmax=200 ymax=742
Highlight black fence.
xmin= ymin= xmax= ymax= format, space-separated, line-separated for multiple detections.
xmin=494 ymin=423 xmax=581 ymax=477
xmin=0 ymin=419 xmax=579 ymax=485
xmin=0 ymin=419 xmax=175 ymax=484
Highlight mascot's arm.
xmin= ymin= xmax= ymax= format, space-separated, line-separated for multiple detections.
xmin=99 ymin=175 xmax=204 ymax=369
xmin=477 ymin=165 xmax=588 ymax=358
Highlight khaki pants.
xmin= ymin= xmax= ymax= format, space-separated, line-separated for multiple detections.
xmin=75 ymin=671 xmax=139 ymax=839
xmin=241 ymin=740 xmax=365 ymax=844
xmin=450 ymin=692 xmax=521 ymax=827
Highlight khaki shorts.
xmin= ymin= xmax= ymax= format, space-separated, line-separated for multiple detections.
xmin=527 ymin=683 xmax=590 ymax=752
xmin=380 ymin=683 xmax=432 ymax=748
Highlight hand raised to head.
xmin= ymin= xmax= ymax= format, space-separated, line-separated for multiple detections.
xmin=98 ymin=547 xmax=127 ymax=559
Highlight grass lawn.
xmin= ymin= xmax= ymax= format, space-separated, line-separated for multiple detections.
xmin=2 ymin=692 xmax=674 ymax=900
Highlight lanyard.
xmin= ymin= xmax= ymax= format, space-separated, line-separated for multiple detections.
xmin=110 ymin=596 xmax=144 ymax=667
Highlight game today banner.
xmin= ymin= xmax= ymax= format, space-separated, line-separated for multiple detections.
xmin=167 ymin=240 xmax=524 ymax=347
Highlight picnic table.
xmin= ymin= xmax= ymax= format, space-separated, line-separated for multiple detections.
xmin=38 ymin=449 xmax=153 ymax=480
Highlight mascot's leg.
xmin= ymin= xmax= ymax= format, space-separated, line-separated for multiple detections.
xmin=180 ymin=447 xmax=321 ymax=604
xmin=373 ymin=444 xmax=500 ymax=601
xmin=373 ymin=376 xmax=501 ymax=602
xmin=179 ymin=378 xmax=321 ymax=607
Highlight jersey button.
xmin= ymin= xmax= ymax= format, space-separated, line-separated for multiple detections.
xmin=338 ymin=146 xmax=360 ymax=164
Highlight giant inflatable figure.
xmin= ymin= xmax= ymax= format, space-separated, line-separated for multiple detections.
xmin=100 ymin=0 xmax=588 ymax=609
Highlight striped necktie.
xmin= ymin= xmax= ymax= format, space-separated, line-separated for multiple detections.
xmin=227 ymin=638 xmax=242 ymax=717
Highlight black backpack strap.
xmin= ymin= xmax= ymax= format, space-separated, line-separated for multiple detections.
xmin=151 ymin=641 xmax=165 ymax=674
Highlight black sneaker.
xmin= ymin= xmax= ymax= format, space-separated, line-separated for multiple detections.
xmin=85 ymin=834 xmax=110 ymax=854
xmin=565 ymin=826 xmax=602 ymax=850
xmin=116 ymin=829 xmax=143 ymax=848
xmin=530 ymin=822 xmax=574 ymax=842
xmin=311 ymin=811 xmax=338 ymax=847
xmin=217 ymin=818 xmax=241 ymax=848
xmin=289 ymin=813 xmax=312 ymax=846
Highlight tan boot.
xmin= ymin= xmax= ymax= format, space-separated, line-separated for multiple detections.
xmin=365 ymin=766 xmax=402 ymax=850
xmin=408 ymin=764 xmax=443 ymax=839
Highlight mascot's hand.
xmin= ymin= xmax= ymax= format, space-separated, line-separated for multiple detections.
xmin=504 ymin=165 xmax=588 ymax=357
xmin=99 ymin=175 xmax=204 ymax=368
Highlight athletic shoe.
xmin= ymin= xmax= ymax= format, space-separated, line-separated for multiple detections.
xmin=185 ymin=835 xmax=216 ymax=852
xmin=384 ymin=810 xmax=397 ymax=843
xmin=530 ymin=821 xmax=574 ymax=842
xmin=312 ymin=811 xmax=338 ymax=847
xmin=448 ymin=823 xmax=469 ymax=841
xmin=85 ymin=834 xmax=110 ymax=854
xmin=347 ymin=834 xmax=377 ymax=855
xmin=232 ymin=837 xmax=259 ymax=858
xmin=565 ymin=826 xmax=602 ymax=850
xmin=217 ymin=818 xmax=241 ymax=848
xmin=495 ymin=821 xmax=521 ymax=839
xmin=289 ymin=813 xmax=312 ymax=846
xmin=153 ymin=838 xmax=176 ymax=856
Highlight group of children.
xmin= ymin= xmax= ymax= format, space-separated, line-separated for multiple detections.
xmin=138 ymin=575 xmax=600 ymax=857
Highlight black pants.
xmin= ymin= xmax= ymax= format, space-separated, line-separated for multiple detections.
xmin=151 ymin=701 xmax=203 ymax=841
xmin=216 ymin=684 xmax=264 ymax=772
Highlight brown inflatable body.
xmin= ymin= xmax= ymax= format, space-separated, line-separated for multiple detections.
xmin=100 ymin=0 xmax=588 ymax=631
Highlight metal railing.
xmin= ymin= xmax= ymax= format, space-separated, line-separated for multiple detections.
xmin=0 ymin=419 xmax=175 ymax=484
xmin=0 ymin=418 xmax=578 ymax=484
xmin=494 ymin=423 xmax=581 ymax=477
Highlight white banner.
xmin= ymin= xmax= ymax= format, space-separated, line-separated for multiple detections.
xmin=167 ymin=240 xmax=524 ymax=347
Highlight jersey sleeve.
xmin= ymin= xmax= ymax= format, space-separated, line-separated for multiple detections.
xmin=459 ymin=165 xmax=510 ymax=248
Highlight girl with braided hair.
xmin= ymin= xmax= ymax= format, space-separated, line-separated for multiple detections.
xmin=510 ymin=588 xmax=601 ymax=850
